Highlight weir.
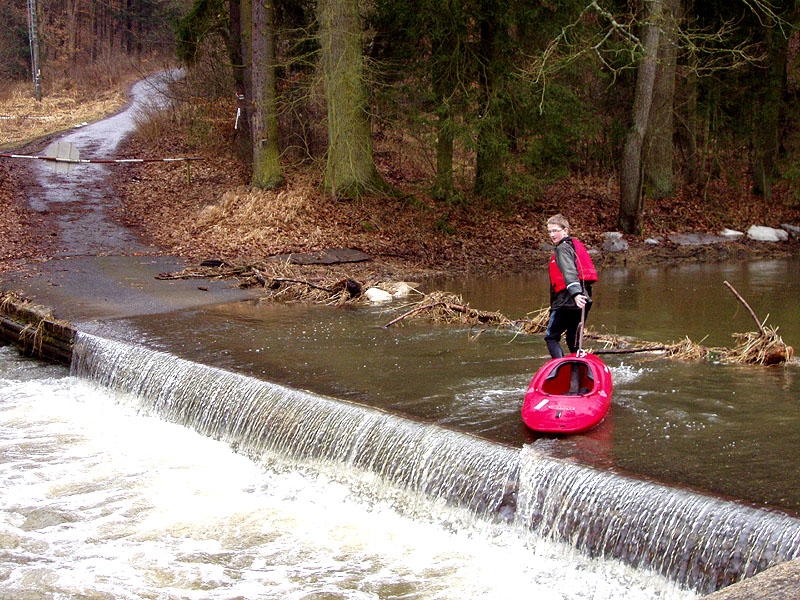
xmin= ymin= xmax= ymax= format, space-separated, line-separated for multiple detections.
xmin=71 ymin=332 xmax=800 ymax=595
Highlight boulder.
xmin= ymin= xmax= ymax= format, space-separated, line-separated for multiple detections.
xmin=701 ymin=558 xmax=800 ymax=599
xmin=746 ymin=225 xmax=789 ymax=242
xmin=781 ymin=223 xmax=800 ymax=238
xmin=601 ymin=232 xmax=629 ymax=252
xmin=364 ymin=287 xmax=393 ymax=303
xmin=669 ymin=233 xmax=728 ymax=246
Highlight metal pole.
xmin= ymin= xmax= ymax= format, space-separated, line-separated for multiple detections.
xmin=26 ymin=0 xmax=42 ymax=102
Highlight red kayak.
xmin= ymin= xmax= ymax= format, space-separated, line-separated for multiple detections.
xmin=521 ymin=352 xmax=613 ymax=434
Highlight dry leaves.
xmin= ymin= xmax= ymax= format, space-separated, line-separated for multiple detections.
xmin=0 ymin=82 xmax=128 ymax=149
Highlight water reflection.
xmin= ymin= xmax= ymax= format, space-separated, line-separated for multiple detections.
xmin=102 ymin=257 xmax=800 ymax=513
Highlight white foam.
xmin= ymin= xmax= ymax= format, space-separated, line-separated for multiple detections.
xmin=610 ymin=361 xmax=648 ymax=385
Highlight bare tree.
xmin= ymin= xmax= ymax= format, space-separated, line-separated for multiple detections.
xmin=619 ymin=0 xmax=662 ymax=234
xmin=644 ymin=0 xmax=680 ymax=200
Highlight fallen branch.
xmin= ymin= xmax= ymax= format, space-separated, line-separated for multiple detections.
xmin=156 ymin=266 xmax=248 ymax=280
xmin=270 ymin=277 xmax=334 ymax=294
xmin=723 ymin=280 xmax=764 ymax=334
xmin=381 ymin=287 xmax=794 ymax=365
xmin=382 ymin=292 xmax=523 ymax=330
xmin=383 ymin=302 xmax=446 ymax=328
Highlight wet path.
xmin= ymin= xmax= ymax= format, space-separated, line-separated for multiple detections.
xmin=1 ymin=73 xmax=258 ymax=320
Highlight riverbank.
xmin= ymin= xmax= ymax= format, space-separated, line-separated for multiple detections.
xmin=107 ymin=126 xmax=800 ymax=283
xmin=3 ymin=79 xmax=800 ymax=282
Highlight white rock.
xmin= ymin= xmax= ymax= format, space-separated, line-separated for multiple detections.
xmin=364 ymin=287 xmax=393 ymax=303
xmin=719 ymin=228 xmax=744 ymax=240
xmin=670 ymin=233 xmax=727 ymax=245
xmin=781 ymin=223 xmax=800 ymax=238
xmin=746 ymin=225 xmax=789 ymax=242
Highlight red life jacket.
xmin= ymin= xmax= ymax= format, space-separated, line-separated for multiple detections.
xmin=549 ymin=238 xmax=598 ymax=293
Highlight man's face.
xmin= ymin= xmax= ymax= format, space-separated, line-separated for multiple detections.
xmin=548 ymin=224 xmax=568 ymax=245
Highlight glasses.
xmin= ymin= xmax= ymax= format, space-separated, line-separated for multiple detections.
xmin=547 ymin=227 xmax=565 ymax=234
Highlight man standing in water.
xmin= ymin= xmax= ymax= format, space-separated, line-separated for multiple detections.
xmin=544 ymin=214 xmax=597 ymax=359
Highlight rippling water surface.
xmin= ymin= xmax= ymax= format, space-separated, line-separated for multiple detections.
xmin=100 ymin=257 xmax=800 ymax=512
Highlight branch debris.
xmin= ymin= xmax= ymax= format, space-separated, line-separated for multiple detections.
xmin=158 ymin=265 xmax=795 ymax=365
xmin=156 ymin=261 xmax=416 ymax=306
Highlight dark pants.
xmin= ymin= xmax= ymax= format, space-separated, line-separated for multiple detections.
xmin=544 ymin=305 xmax=590 ymax=358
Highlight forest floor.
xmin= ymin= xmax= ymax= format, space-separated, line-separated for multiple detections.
xmin=2 ymin=80 xmax=799 ymax=283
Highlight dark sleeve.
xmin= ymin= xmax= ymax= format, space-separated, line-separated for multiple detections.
xmin=555 ymin=240 xmax=583 ymax=297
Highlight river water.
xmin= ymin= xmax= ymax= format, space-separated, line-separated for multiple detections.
xmin=0 ymin=345 xmax=695 ymax=599
xmin=2 ymin=256 xmax=799 ymax=598
xmin=93 ymin=256 xmax=800 ymax=514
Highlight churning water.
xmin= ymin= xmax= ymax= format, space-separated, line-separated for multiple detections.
xmin=0 ymin=345 xmax=699 ymax=599
xmin=3 ymin=66 xmax=798 ymax=597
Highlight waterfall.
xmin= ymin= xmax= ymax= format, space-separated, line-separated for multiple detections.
xmin=516 ymin=446 xmax=800 ymax=594
xmin=71 ymin=332 xmax=519 ymax=522
xmin=71 ymin=332 xmax=800 ymax=594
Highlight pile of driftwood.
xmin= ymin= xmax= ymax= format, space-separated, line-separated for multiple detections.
xmin=156 ymin=265 xmax=794 ymax=366
xmin=658 ymin=282 xmax=794 ymax=365
xmin=156 ymin=261 xmax=416 ymax=306
xmin=382 ymin=291 xmax=551 ymax=334
xmin=0 ymin=292 xmax=75 ymax=364
xmin=381 ymin=282 xmax=794 ymax=366
xmin=662 ymin=328 xmax=792 ymax=365
xmin=156 ymin=261 xmax=294 ymax=290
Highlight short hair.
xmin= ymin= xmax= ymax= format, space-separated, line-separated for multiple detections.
xmin=547 ymin=214 xmax=570 ymax=231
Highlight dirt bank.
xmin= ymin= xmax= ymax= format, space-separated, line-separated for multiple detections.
xmin=2 ymin=107 xmax=799 ymax=282
xmin=108 ymin=126 xmax=800 ymax=282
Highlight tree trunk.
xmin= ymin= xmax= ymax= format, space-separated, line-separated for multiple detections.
xmin=619 ymin=0 xmax=662 ymax=234
xmin=644 ymin=0 xmax=679 ymax=200
xmin=66 ymin=0 xmax=78 ymax=64
xmin=317 ymin=0 xmax=386 ymax=198
xmin=228 ymin=0 xmax=252 ymax=162
xmin=684 ymin=50 xmax=700 ymax=187
xmin=430 ymin=7 xmax=458 ymax=202
xmin=250 ymin=0 xmax=283 ymax=189
xmin=433 ymin=103 xmax=455 ymax=201
xmin=473 ymin=11 xmax=504 ymax=198
xmin=239 ymin=0 xmax=254 ymax=166
xmin=750 ymin=26 xmax=787 ymax=200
